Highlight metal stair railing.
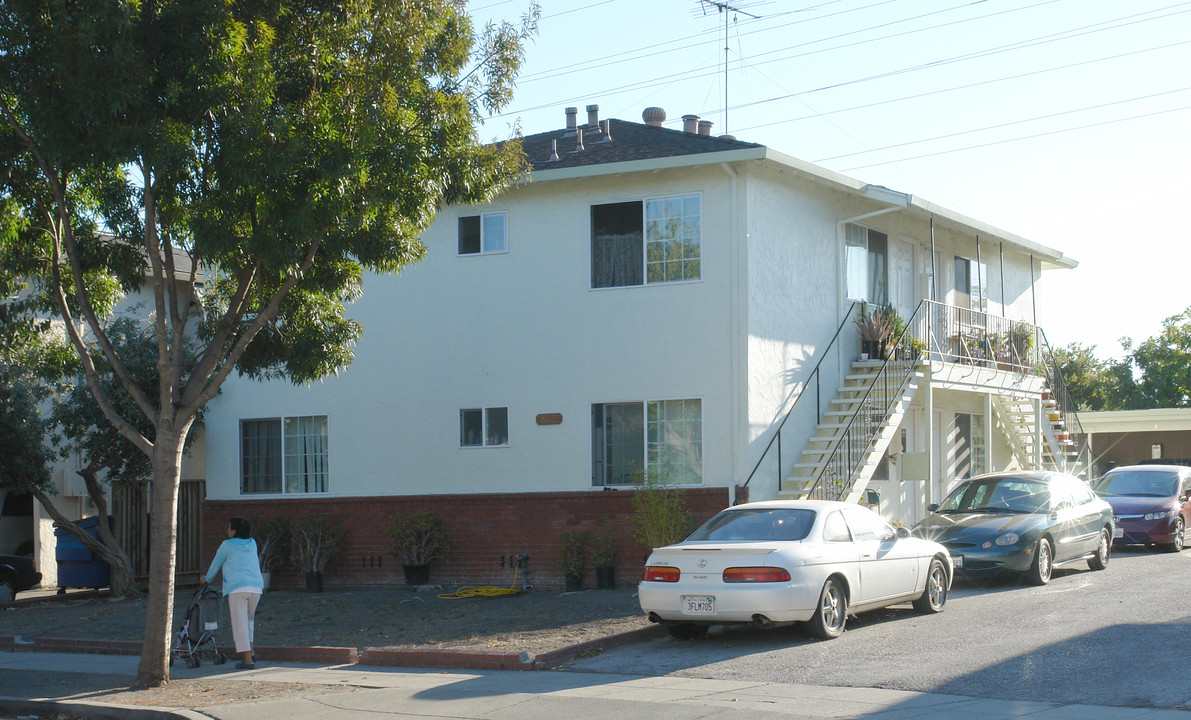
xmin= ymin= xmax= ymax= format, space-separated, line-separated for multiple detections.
xmin=806 ymin=300 xmax=926 ymax=501
xmin=1037 ymin=328 xmax=1091 ymax=477
xmin=743 ymin=303 xmax=862 ymax=497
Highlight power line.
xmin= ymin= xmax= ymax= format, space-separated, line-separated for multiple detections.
xmin=837 ymin=103 xmax=1191 ymax=171
xmin=732 ymin=38 xmax=1191 ymax=134
xmin=818 ymin=86 xmax=1191 ymax=162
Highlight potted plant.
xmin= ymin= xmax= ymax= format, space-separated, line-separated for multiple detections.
xmin=591 ymin=522 xmax=617 ymax=590
xmin=386 ymin=510 xmax=449 ymax=586
xmin=1007 ymin=324 xmax=1034 ymax=368
xmin=291 ymin=516 xmax=344 ymax=592
xmin=629 ymin=474 xmax=692 ymax=558
xmin=855 ymin=302 xmax=897 ymax=359
xmin=253 ymin=516 xmax=290 ymax=590
xmin=555 ymin=529 xmax=592 ymax=591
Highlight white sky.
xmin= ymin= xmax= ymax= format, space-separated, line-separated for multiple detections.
xmin=471 ymin=0 xmax=1191 ymax=360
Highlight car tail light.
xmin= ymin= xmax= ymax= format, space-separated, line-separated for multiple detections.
xmin=642 ymin=566 xmax=680 ymax=583
xmin=723 ymin=567 xmax=791 ymax=583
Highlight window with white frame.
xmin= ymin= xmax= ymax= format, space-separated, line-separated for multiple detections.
xmin=460 ymin=407 xmax=509 ymax=447
xmin=845 ymin=223 xmax=888 ymax=305
xmin=458 ymin=212 xmax=507 ymax=255
xmin=591 ymin=399 xmax=702 ymax=486
xmin=240 ymin=415 xmax=329 ymax=494
xmin=954 ymin=256 xmax=989 ymax=312
xmin=591 ymin=194 xmax=701 ymax=288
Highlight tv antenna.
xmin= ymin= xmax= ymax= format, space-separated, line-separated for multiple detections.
xmin=695 ymin=0 xmax=764 ymax=136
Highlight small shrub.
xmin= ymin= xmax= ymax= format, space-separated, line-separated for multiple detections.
xmin=630 ymin=475 xmax=692 ymax=550
xmin=555 ymin=529 xmax=592 ymax=577
xmin=386 ymin=510 xmax=449 ymax=566
xmin=291 ymin=516 xmax=344 ymax=574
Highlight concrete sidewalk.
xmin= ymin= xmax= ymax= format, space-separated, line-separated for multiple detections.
xmin=1 ymin=651 xmax=1188 ymax=720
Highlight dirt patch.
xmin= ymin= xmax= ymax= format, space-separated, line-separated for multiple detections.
xmin=6 ymin=585 xmax=649 ymax=656
xmin=2 ymin=585 xmax=653 ymax=708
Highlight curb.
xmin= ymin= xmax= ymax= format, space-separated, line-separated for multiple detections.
xmin=0 ymin=696 xmax=207 ymax=720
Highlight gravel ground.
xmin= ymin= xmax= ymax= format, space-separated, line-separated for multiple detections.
xmin=1 ymin=585 xmax=652 ymax=710
xmin=2 ymin=585 xmax=650 ymax=656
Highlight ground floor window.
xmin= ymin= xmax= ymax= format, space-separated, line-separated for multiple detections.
xmin=241 ymin=415 xmax=329 ymax=494
xmin=460 ymin=407 xmax=509 ymax=447
xmin=591 ymin=398 xmax=702 ymax=486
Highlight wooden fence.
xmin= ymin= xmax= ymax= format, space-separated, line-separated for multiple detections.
xmin=112 ymin=480 xmax=205 ymax=584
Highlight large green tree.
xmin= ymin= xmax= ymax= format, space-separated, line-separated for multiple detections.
xmin=1126 ymin=307 xmax=1191 ymax=408
xmin=1053 ymin=342 xmax=1139 ymax=411
xmin=0 ymin=0 xmax=537 ymax=686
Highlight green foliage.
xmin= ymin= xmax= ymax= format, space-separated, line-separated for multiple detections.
xmin=1053 ymin=342 xmax=1140 ymax=411
xmin=0 ymin=364 xmax=52 ymax=490
xmin=591 ymin=521 xmax=617 ymax=568
xmin=291 ymin=516 xmax=344 ymax=574
xmin=51 ymin=316 xmax=204 ymax=485
xmin=555 ymin=529 xmax=592 ymax=577
xmin=630 ymin=476 xmax=693 ymax=550
xmin=386 ymin=510 xmax=450 ymax=566
xmin=253 ymin=516 xmax=291 ymax=573
xmin=1126 ymin=307 xmax=1191 ymax=408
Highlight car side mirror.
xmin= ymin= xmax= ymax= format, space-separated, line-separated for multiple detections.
xmin=927 ymin=503 xmax=939 ymax=512
xmin=896 ymin=526 xmax=912 ymax=540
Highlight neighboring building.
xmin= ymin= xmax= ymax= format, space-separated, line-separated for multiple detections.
xmin=200 ymin=105 xmax=1085 ymax=590
xmin=1081 ymin=409 xmax=1191 ymax=475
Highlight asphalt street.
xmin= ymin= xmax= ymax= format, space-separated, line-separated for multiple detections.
xmin=572 ymin=545 xmax=1191 ymax=709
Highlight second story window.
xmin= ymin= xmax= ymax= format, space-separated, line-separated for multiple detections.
xmin=458 ymin=212 xmax=507 ymax=255
xmin=591 ymin=194 xmax=701 ymax=288
xmin=845 ymin=223 xmax=888 ymax=305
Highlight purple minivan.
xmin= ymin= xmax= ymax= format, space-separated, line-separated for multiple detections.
xmin=1092 ymin=464 xmax=1191 ymax=552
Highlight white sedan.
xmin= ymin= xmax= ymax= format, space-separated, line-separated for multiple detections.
xmin=639 ymin=500 xmax=952 ymax=639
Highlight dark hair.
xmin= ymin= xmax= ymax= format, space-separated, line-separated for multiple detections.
xmin=229 ymin=516 xmax=252 ymax=539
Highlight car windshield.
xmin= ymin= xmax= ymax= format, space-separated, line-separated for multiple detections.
xmin=687 ymin=508 xmax=816 ymax=542
xmin=1093 ymin=470 xmax=1177 ymax=498
xmin=936 ymin=477 xmax=1049 ymax=514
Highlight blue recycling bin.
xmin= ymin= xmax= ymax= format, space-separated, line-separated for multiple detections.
xmin=55 ymin=516 xmax=110 ymax=589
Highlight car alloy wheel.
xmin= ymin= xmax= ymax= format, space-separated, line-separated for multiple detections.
xmin=1164 ymin=516 xmax=1185 ymax=553
xmin=1089 ymin=529 xmax=1110 ymax=570
xmin=913 ymin=558 xmax=948 ymax=613
xmin=809 ymin=578 xmax=847 ymax=639
xmin=1028 ymin=537 xmax=1052 ymax=586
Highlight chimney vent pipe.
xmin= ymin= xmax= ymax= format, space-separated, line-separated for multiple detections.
xmin=565 ymin=107 xmax=578 ymax=133
xmin=698 ymin=120 xmax=713 ymax=136
xmin=548 ymin=139 xmax=560 ymax=162
xmin=586 ymin=104 xmax=600 ymax=128
xmin=571 ymin=129 xmax=586 ymax=153
xmin=682 ymin=114 xmax=699 ymax=134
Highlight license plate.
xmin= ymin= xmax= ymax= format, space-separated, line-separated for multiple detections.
xmin=682 ymin=595 xmax=715 ymax=615
xmin=1114 ymin=527 xmax=1123 ymax=539
xmin=952 ymin=555 xmax=964 ymax=568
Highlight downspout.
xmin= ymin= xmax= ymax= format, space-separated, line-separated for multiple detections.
xmin=975 ymin=234 xmax=982 ymax=313
xmin=721 ymin=162 xmax=743 ymax=503
xmin=999 ymin=241 xmax=1006 ymax=317
xmin=1030 ymin=254 xmax=1038 ymax=327
xmin=929 ymin=218 xmax=936 ymax=301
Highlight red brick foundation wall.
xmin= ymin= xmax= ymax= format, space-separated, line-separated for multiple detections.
xmin=202 ymin=487 xmax=730 ymax=591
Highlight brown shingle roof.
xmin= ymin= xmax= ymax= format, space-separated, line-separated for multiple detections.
xmin=519 ymin=118 xmax=762 ymax=172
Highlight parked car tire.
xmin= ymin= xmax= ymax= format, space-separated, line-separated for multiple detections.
xmin=666 ymin=623 xmax=708 ymax=640
xmin=1088 ymin=529 xmax=1111 ymax=570
xmin=912 ymin=558 xmax=948 ymax=613
xmin=1162 ymin=516 xmax=1185 ymax=553
xmin=808 ymin=577 xmax=847 ymax=639
xmin=0 ymin=578 xmax=14 ymax=603
xmin=1027 ymin=537 xmax=1053 ymax=586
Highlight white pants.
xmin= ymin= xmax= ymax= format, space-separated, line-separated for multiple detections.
xmin=227 ymin=591 xmax=261 ymax=654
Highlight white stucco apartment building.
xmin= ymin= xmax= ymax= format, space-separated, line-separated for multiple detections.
xmin=195 ymin=105 xmax=1084 ymax=589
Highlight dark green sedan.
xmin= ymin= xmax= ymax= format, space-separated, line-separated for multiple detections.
xmin=914 ymin=471 xmax=1114 ymax=585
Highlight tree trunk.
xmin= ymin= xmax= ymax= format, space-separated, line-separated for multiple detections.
xmin=135 ymin=427 xmax=186 ymax=687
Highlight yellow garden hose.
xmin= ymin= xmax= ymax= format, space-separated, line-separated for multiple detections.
xmin=437 ymin=566 xmax=524 ymax=599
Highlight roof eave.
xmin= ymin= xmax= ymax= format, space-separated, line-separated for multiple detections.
xmin=527 ymin=146 xmax=768 ymax=183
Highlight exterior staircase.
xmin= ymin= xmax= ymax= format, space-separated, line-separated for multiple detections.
xmin=779 ymin=359 xmax=925 ymax=503
xmin=991 ymin=391 xmax=1084 ymax=475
